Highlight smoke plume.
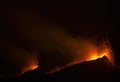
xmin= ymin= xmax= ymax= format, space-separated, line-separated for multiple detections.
xmin=0 ymin=9 xmax=114 ymax=78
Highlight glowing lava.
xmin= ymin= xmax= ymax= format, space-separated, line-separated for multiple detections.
xmin=46 ymin=40 xmax=115 ymax=74
xmin=20 ymin=55 xmax=39 ymax=75
xmin=19 ymin=40 xmax=114 ymax=75
xmin=88 ymin=40 xmax=114 ymax=65
xmin=89 ymin=55 xmax=104 ymax=60
xmin=27 ymin=64 xmax=38 ymax=70
xmin=25 ymin=56 xmax=38 ymax=70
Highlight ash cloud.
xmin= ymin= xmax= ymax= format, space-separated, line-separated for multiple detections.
xmin=0 ymin=8 xmax=98 ymax=78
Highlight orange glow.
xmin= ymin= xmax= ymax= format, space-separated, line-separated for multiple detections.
xmin=88 ymin=40 xmax=114 ymax=65
xmin=46 ymin=40 xmax=115 ymax=74
xmin=20 ymin=55 xmax=39 ymax=75
xmin=25 ymin=56 xmax=38 ymax=70
xmin=18 ymin=40 xmax=114 ymax=75
xmin=46 ymin=66 xmax=63 ymax=74
xmin=89 ymin=55 xmax=104 ymax=60
xmin=27 ymin=65 xmax=38 ymax=70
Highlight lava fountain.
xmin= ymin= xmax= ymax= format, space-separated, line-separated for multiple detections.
xmin=46 ymin=40 xmax=115 ymax=74
xmin=18 ymin=39 xmax=114 ymax=75
xmin=87 ymin=40 xmax=114 ymax=65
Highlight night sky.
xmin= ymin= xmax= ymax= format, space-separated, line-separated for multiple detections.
xmin=0 ymin=0 xmax=119 ymax=78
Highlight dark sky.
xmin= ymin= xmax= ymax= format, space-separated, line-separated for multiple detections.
xmin=0 ymin=0 xmax=119 ymax=78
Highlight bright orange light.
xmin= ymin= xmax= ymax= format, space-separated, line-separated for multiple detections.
xmin=88 ymin=40 xmax=114 ymax=65
xmin=89 ymin=55 xmax=104 ymax=60
xmin=27 ymin=65 xmax=38 ymax=70
xmin=45 ymin=40 xmax=115 ymax=74
xmin=20 ymin=55 xmax=39 ymax=75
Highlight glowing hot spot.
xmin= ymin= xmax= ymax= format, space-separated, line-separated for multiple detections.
xmin=27 ymin=65 xmax=38 ymax=70
xmin=20 ymin=54 xmax=39 ymax=75
xmin=90 ymin=55 xmax=103 ymax=60
xmin=88 ymin=41 xmax=114 ymax=65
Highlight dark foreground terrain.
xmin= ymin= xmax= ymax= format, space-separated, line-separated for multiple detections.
xmin=0 ymin=56 xmax=120 ymax=82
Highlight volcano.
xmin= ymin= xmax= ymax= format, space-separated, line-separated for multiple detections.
xmin=7 ymin=56 xmax=118 ymax=82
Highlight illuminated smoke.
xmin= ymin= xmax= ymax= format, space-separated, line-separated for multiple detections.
xmin=12 ymin=10 xmax=115 ymax=74
xmin=0 ymin=9 xmax=115 ymax=77
xmin=0 ymin=41 xmax=38 ymax=78
xmin=20 ymin=53 xmax=39 ymax=75
xmin=46 ymin=40 xmax=114 ymax=74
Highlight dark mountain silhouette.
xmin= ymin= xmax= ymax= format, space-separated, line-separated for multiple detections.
xmin=0 ymin=56 xmax=120 ymax=82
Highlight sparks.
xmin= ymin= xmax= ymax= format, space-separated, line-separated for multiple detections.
xmin=46 ymin=40 xmax=115 ymax=74
xmin=88 ymin=40 xmax=114 ymax=65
